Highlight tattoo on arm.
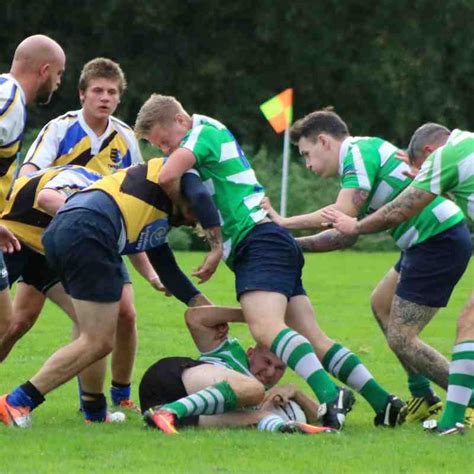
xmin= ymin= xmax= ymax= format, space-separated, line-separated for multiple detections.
xmin=352 ymin=189 xmax=369 ymax=210
xmin=203 ymin=226 xmax=223 ymax=251
xmin=297 ymin=229 xmax=358 ymax=252
xmin=358 ymin=187 xmax=434 ymax=234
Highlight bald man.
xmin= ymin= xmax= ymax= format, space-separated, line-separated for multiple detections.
xmin=0 ymin=34 xmax=65 ymax=338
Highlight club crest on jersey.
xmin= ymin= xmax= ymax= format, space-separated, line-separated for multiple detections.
xmin=110 ymin=148 xmax=122 ymax=165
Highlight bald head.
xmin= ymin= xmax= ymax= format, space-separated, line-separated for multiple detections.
xmin=407 ymin=122 xmax=451 ymax=166
xmin=10 ymin=35 xmax=66 ymax=105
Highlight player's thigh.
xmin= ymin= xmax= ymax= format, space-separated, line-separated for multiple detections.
xmin=13 ymin=282 xmax=46 ymax=320
xmin=118 ymin=282 xmax=136 ymax=322
xmin=46 ymin=282 xmax=77 ymax=322
xmin=182 ymin=363 xmax=261 ymax=397
xmin=371 ymin=266 xmax=399 ymax=325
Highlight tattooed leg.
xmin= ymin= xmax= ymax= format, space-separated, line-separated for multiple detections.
xmin=370 ymin=268 xmax=399 ymax=334
xmin=387 ymin=295 xmax=448 ymax=390
xmin=456 ymin=289 xmax=474 ymax=343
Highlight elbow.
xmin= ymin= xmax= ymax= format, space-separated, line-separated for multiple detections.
xmin=158 ymin=170 xmax=174 ymax=188
xmin=36 ymin=190 xmax=51 ymax=211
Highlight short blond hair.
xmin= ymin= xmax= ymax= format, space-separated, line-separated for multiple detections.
xmin=134 ymin=94 xmax=187 ymax=138
xmin=78 ymin=57 xmax=127 ymax=95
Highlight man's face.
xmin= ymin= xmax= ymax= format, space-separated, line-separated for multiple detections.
xmin=36 ymin=56 xmax=65 ymax=105
xmin=80 ymin=78 xmax=121 ymax=122
xmin=247 ymin=346 xmax=286 ymax=388
xmin=147 ymin=117 xmax=190 ymax=155
xmin=298 ymin=135 xmax=337 ymax=178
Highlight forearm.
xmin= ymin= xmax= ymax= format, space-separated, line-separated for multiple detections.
xmin=127 ymin=252 xmax=158 ymax=282
xmin=357 ymin=186 xmax=434 ymax=235
xmin=146 ymin=244 xmax=199 ymax=305
xmin=279 ymin=209 xmax=328 ymax=230
xmin=19 ymin=163 xmax=40 ymax=177
xmin=186 ymin=306 xmax=244 ymax=327
xmin=36 ymin=189 xmax=66 ymax=216
xmin=296 ymin=229 xmax=358 ymax=252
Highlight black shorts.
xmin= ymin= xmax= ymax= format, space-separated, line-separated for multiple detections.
xmin=139 ymin=357 xmax=206 ymax=427
xmin=233 ymin=222 xmax=306 ymax=300
xmin=394 ymin=221 xmax=472 ymax=308
xmin=4 ymin=245 xmax=60 ymax=294
xmin=43 ymin=209 xmax=124 ymax=303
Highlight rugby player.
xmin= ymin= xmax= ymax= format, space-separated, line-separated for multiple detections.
xmin=133 ymin=95 xmax=406 ymax=429
xmin=0 ymin=157 xmax=221 ymax=427
xmin=0 ymin=34 xmax=65 ymax=342
xmin=3 ymin=58 xmax=147 ymax=412
xmin=262 ymin=110 xmax=470 ymax=429
xmin=322 ymin=123 xmax=474 ymax=435
xmin=141 ymin=305 xmax=331 ymax=434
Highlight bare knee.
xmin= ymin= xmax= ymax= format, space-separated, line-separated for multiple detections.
xmin=80 ymin=333 xmax=115 ymax=359
xmin=386 ymin=325 xmax=410 ymax=355
xmin=9 ymin=311 xmax=37 ymax=338
xmin=456 ymin=301 xmax=474 ymax=340
xmin=117 ymin=304 xmax=136 ymax=332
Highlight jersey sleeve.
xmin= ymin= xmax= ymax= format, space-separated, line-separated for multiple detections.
xmin=180 ymin=125 xmax=220 ymax=167
xmin=125 ymin=129 xmax=143 ymax=165
xmin=23 ymin=119 xmax=65 ymax=169
xmin=340 ymin=142 xmax=380 ymax=191
xmin=43 ymin=168 xmax=102 ymax=197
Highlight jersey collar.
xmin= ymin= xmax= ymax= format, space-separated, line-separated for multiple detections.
xmin=78 ymin=109 xmax=113 ymax=154
xmin=2 ymin=73 xmax=26 ymax=107
xmin=338 ymin=136 xmax=354 ymax=175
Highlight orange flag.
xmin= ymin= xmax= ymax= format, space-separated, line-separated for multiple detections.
xmin=260 ymin=88 xmax=293 ymax=134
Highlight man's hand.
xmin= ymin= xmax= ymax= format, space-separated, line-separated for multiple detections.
xmin=193 ymin=247 xmax=222 ymax=284
xmin=321 ymin=207 xmax=359 ymax=236
xmin=395 ymin=150 xmax=419 ymax=180
xmin=149 ymin=275 xmax=172 ymax=296
xmin=0 ymin=226 xmax=21 ymax=253
xmin=261 ymin=384 xmax=298 ymax=409
xmin=260 ymin=197 xmax=285 ymax=226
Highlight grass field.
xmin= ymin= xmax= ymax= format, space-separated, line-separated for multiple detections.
xmin=0 ymin=251 xmax=472 ymax=473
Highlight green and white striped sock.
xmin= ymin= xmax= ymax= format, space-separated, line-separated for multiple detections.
xmin=438 ymin=340 xmax=474 ymax=429
xmin=323 ymin=343 xmax=389 ymax=413
xmin=162 ymin=381 xmax=237 ymax=419
xmin=271 ymin=328 xmax=338 ymax=404
xmin=257 ymin=414 xmax=285 ymax=432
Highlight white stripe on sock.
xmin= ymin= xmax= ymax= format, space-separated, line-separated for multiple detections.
xmin=453 ymin=342 xmax=474 ymax=354
xmin=450 ymin=359 xmax=474 ymax=376
xmin=446 ymin=385 xmax=472 ymax=406
xmin=332 ymin=352 xmax=352 ymax=377
xmin=328 ymin=347 xmax=350 ymax=374
xmin=346 ymin=364 xmax=373 ymax=392
xmin=275 ymin=331 xmax=298 ymax=360
xmin=294 ymin=352 xmax=323 ymax=380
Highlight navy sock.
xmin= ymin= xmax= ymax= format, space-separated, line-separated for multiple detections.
xmin=82 ymin=393 xmax=107 ymax=422
xmin=110 ymin=381 xmax=131 ymax=405
xmin=7 ymin=382 xmax=45 ymax=410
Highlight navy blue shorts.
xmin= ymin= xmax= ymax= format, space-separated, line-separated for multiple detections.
xmin=4 ymin=245 xmax=60 ymax=294
xmin=43 ymin=209 xmax=124 ymax=303
xmin=233 ymin=222 xmax=306 ymax=300
xmin=0 ymin=252 xmax=8 ymax=291
xmin=394 ymin=221 xmax=472 ymax=308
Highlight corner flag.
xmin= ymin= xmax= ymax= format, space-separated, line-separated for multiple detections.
xmin=259 ymin=88 xmax=293 ymax=134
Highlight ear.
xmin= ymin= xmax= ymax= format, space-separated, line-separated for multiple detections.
xmin=78 ymin=89 xmax=85 ymax=105
xmin=423 ymin=144 xmax=435 ymax=157
xmin=246 ymin=347 xmax=254 ymax=359
xmin=39 ymin=63 xmax=50 ymax=79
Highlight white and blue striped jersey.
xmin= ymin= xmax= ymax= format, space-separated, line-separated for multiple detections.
xmin=24 ymin=109 xmax=143 ymax=175
xmin=0 ymin=74 xmax=27 ymax=210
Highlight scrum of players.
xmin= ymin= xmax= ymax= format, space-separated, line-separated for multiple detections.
xmin=0 ymin=35 xmax=472 ymax=437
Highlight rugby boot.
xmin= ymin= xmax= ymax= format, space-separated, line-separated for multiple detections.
xmin=280 ymin=421 xmax=339 ymax=434
xmin=405 ymin=393 xmax=442 ymax=422
xmin=317 ymin=387 xmax=355 ymax=430
xmin=112 ymin=399 xmax=141 ymax=415
xmin=143 ymin=406 xmax=178 ymax=434
xmin=374 ymin=395 xmax=407 ymax=427
xmin=0 ymin=394 xmax=32 ymax=428
xmin=464 ymin=407 xmax=473 ymax=428
xmin=423 ymin=419 xmax=465 ymax=436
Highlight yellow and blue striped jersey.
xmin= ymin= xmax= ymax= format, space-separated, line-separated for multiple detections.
xmin=0 ymin=74 xmax=27 ymax=211
xmin=24 ymin=109 xmax=143 ymax=175
xmin=0 ymin=165 xmax=102 ymax=254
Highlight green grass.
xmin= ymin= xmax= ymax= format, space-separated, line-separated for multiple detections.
xmin=0 ymin=252 xmax=472 ymax=473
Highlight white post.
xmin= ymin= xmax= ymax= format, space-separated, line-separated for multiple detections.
xmin=280 ymin=127 xmax=290 ymax=217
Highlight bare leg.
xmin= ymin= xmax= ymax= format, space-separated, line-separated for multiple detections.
xmin=284 ymin=295 xmax=334 ymax=360
xmin=387 ymin=296 xmax=447 ymax=389
xmin=456 ymin=290 xmax=474 ymax=343
xmin=111 ymin=284 xmax=137 ymax=385
xmin=0 ymin=283 xmax=45 ymax=361
xmin=30 ymin=299 xmax=119 ymax=395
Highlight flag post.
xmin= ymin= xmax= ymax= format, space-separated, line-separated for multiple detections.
xmin=259 ymin=88 xmax=293 ymax=217
xmin=280 ymin=126 xmax=290 ymax=217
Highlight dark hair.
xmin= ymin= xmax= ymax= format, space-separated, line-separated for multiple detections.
xmin=290 ymin=108 xmax=349 ymax=145
xmin=407 ymin=123 xmax=450 ymax=163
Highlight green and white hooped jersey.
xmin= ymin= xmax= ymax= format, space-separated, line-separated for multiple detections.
xmin=339 ymin=136 xmax=464 ymax=249
xmin=180 ymin=114 xmax=267 ymax=267
xmin=198 ymin=337 xmax=254 ymax=378
xmin=413 ymin=129 xmax=474 ymax=224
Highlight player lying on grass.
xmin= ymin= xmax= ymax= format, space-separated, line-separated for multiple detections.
xmin=0 ymin=158 xmax=221 ymax=427
xmin=11 ymin=57 xmax=145 ymax=413
xmin=0 ymin=164 xmax=169 ymax=421
xmin=135 ymin=94 xmax=404 ymax=430
xmin=141 ymin=305 xmax=335 ymax=435
xmin=262 ymin=110 xmax=471 ymax=427
xmin=322 ymin=123 xmax=474 ymax=436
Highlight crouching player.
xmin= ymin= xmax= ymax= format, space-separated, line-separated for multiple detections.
xmin=141 ymin=305 xmax=334 ymax=434
xmin=0 ymin=164 xmax=169 ymax=421
xmin=0 ymin=158 xmax=219 ymax=427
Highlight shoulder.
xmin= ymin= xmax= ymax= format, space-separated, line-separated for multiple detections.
xmin=110 ymin=116 xmax=139 ymax=144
